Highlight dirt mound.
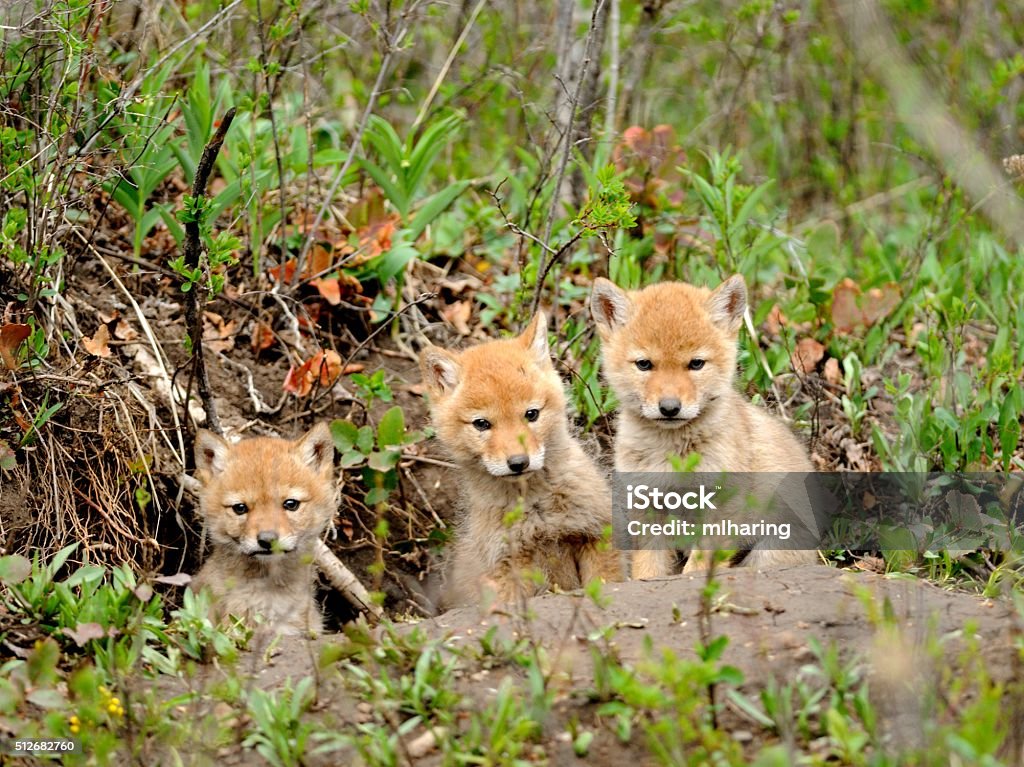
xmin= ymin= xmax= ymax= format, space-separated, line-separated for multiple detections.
xmin=216 ymin=565 xmax=1014 ymax=765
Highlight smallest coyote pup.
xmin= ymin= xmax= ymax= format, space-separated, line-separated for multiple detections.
xmin=192 ymin=424 xmax=336 ymax=635
xmin=421 ymin=313 xmax=623 ymax=608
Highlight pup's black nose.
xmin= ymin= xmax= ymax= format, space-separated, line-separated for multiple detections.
xmin=507 ymin=454 xmax=530 ymax=474
xmin=257 ymin=530 xmax=279 ymax=550
xmin=659 ymin=398 xmax=682 ymax=417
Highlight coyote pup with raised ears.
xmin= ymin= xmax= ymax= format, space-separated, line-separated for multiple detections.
xmin=591 ymin=275 xmax=817 ymax=577
xmin=191 ymin=424 xmax=336 ymax=635
xmin=421 ymin=313 xmax=623 ymax=608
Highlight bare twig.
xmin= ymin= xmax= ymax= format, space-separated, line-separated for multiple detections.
xmin=411 ymin=0 xmax=487 ymax=132
xmin=295 ymin=0 xmax=426 ymax=279
xmin=533 ymin=0 xmax=606 ymax=315
xmin=182 ymin=107 xmax=237 ymax=437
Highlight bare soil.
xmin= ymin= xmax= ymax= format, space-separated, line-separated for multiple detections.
xmin=194 ymin=564 xmax=1014 ymax=765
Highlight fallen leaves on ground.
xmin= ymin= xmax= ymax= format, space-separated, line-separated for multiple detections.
xmin=792 ymin=337 xmax=826 ymax=374
xmin=203 ymin=311 xmax=237 ymax=353
xmin=283 ymin=349 xmax=344 ymax=397
xmin=831 ymin=278 xmax=901 ymax=333
xmin=82 ymin=325 xmax=112 ymax=357
xmin=0 ymin=323 xmax=31 ymax=369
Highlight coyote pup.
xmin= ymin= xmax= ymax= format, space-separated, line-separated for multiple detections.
xmin=192 ymin=424 xmax=336 ymax=635
xmin=421 ymin=313 xmax=623 ymax=607
xmin=591 ymin=275 xmax=818 ymax=577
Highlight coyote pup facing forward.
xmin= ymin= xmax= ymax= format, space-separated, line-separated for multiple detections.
xmin=192 ymin=424 xmax=336 ymax=635
xmin=421 ymin=314 xmax=623 ymax=608
xmin=591 ymin=275 xmax=818 ymax=577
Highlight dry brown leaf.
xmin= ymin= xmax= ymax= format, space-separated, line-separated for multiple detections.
xmin=441 ymin=300 xmax=472 ymax=335
xmin=0 ymin=323 xmax=31 ymax=369
xmin=831 ymin=278 xmax=863 ymax=333
xmin=832 ymin=278 xmax=901 ymax=334
xmin=311 ymin=277 xmax=343 ymax=306
xmin=823 ymin=357 xmax=842 ymax=385
xmin=283 ymin=349 xmax=343 ymax=397
xmin=308 ymin=244 xmax=333 ymax=276
xmin=203 ymin=311 xmax=237 ymax=353
xmin=863 ymin=283 xmax=901 ymax=324
xmin=764 ymin=305 xmax=787 ymax=335
xmin=251 ymin=321 xmax=276 ymax=354
xmin=63 ymin=622 xmax=107 ymax=647
xmin=82 ymin=325 xmax=112 ymax=357
xmin=792 ymin=337 xmax=825 ymax=374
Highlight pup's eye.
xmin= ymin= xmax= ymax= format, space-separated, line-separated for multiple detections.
xmin=231 ymin=503 xmax=248 ymax=516
xmin=472 ymin=418 xmax=491 ymax=431
xmin=688 ymin=359 xmax=706 ymax=371
xmin=524 ymin=408 xmax=540 ymax=422
xmin=635 ymin=359 xmax=653 ymax=371
xmin=282 ymin=499 xmax=300 ymax=511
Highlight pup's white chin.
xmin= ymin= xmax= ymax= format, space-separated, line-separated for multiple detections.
xmin=647 ymin=417 xmax=692 ymax=430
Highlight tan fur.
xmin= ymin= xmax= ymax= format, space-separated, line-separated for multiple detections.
xmin=421 ymin=313 xmax=623 ymax=608
xmin=591 ymin=276 xmax=818 ymax=578
xmin=191 ymin=424 xmax=336 ymax=635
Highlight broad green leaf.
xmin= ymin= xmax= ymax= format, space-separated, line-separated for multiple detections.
xmin=368 ymin=449 xmax=400 ymax=472
xmin=356 ymin=426 xmax=374 ymax=454
xmin=377 ymin=406 xmax=405 ymax=448
xmin=63 ymin=565 xmax=105 ymax=588
xmin=365 ymin=486 xmax=390 ymax=506
xmin=330 ymin=419 xmax=359 ymax=451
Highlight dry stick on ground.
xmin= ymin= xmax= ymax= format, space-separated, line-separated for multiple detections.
xmin=182 ymin=107 xmax=237 ymax=438
xmin=314 ymin=540 xmax=384 ymax=622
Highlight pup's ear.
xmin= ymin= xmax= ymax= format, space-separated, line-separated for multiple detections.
xmin=420 ymin=345 xmax=461 ymax=395
xmin=195 ymin=430 xmax=230 ymax=479
xmin=296 ymin=422 xmax=335 ymax=475
xmin=591 ymin=278 xmax=631 ymax=336
xmin=520 ymin=312 xmax=551 ymax=365
xmin=706 ymin=274 xmax=747 ymax=333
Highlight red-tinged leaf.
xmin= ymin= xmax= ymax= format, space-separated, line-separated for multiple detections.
xmin=283 ymin=349 xmax=344 ymax=397
xmin=82 ymin=325 xmax=112 ymax=357
xmin=153 ymin=572 xmax=192 ymax=587
xmin=314 ymin=349 xmax=343 ymax=387
xmin=268 ymin=259 xmax=298 ymax=284
xmin=343 ymin=363 xmax=365 ymax=375
xmin=792 ymin=338 xmax=826 ymax=374
xmin=0 ymin=323 xmax=31 ymax=369
xmin=297 ymin=302 xmax=322 ymax=331
xmin=251 ymin=322 xmax=276 ymax=353
xmin=311 ymin=277 xmax=342 ymax=305
xmin=283 ymin=362 xmax=311 ymax=396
